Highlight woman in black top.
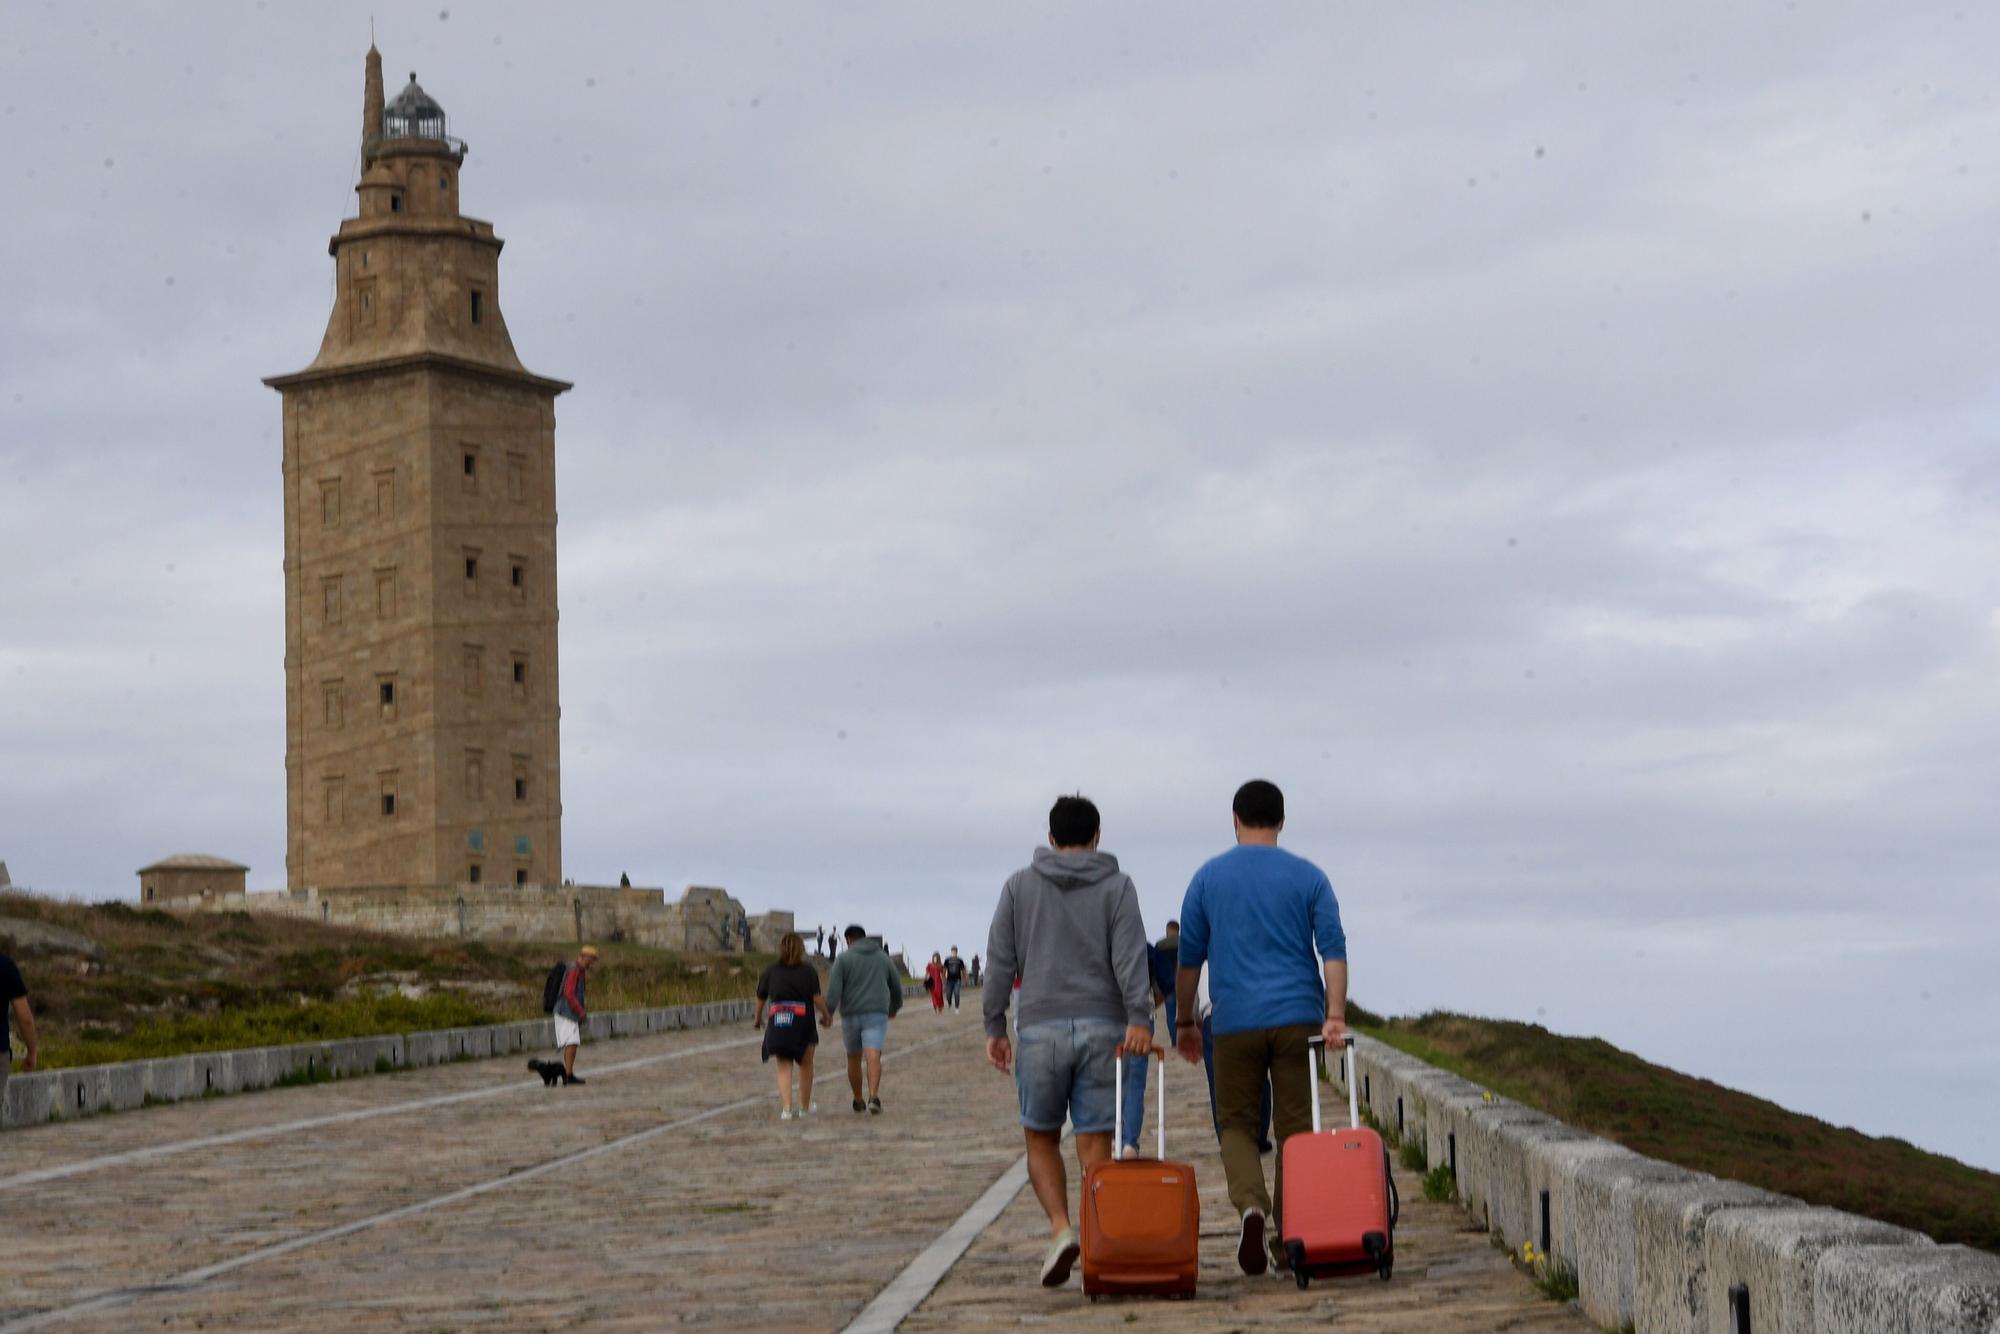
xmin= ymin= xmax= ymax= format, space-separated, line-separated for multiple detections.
xmin=754 ymin=932 xmax=831 ymax=1120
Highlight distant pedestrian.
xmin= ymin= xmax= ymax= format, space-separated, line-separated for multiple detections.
xmin=756 ymin=932 xmax=832 ymax=1120
xmin=828 ymin=931 xmax=839 ymax=960
xmin=970 ymin=954 xmax=982 ymax=987
xmin=825 ymin=924 xmax=903 ymax=1114
xmin=1153 ymin=920 xmax=1181 ymax=1034
xmin=984 ymin=794 xmax=1153 ymax=1288
xmin=2 ymin=951 xmax=37 ymax=1108
xmin=619 ymin=871 xmax=631 ymax=888
xmin=552 ymin=945 xmax=600 ymax=1086
xmin=943 ymin=947 xmax=967 ymax=1011
xmin=925 ymin=953 xmax=947 ymax=1013
xmin=1117 ymin=941 xmax=1164 ymax=1161
xmin=815 ymin=925 xmax=826 ymax=956
xmin=1173 ymin=780 xmax=1346 ymax=1277
xmin=739 ymin=914 xmax=753 ymax=952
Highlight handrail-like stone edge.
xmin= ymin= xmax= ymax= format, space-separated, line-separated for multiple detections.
xmin=1 ymin=997 xmax=756 ymax=1132
xmin=1338 ymin=1034 xmax=1999 ymax=1334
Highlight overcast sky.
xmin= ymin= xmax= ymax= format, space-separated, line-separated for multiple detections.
xmin=3 ymin=4 xmax=1997 ymax=1171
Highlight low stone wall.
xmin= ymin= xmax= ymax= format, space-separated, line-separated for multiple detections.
xmin=1 ymin=997 xmax=755 ymax=1132
xmin=162 ymin=881 xmax=793 ymax=955
xmin=1340 ymin=1036 xmax=2000 ymax=1334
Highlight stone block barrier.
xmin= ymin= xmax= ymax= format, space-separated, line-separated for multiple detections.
xmin=1344 ymin=1035 xmax=2000 ymax=1333
xmin=1 ymin=998 xmax=755 ymax=1132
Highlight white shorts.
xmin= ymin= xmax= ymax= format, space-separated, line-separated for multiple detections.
xmin=554 ymin=1015 xmax=582 ymax=1049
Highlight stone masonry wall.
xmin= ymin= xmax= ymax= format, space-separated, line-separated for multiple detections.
xmin=165 ymin=882 xmax=788 ymax=953
xmin=1339 ymin=1036 xmax=2000 ymax=1334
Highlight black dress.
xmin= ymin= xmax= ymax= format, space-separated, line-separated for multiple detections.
xmin=758 ymin=962 xmax=822 ymax=1063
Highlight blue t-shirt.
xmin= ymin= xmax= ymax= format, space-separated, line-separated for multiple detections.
xmin=1178 ymin=844 xmax=1345 ymax=1037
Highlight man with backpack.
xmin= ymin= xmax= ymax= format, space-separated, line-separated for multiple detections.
xmin=544 ymin=945 xmax=599 ymax=1086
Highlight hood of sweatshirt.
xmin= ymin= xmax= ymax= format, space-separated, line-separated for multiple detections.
xmin=845 ymin=938 xmax=884 ymax=956
xmin=1030 ymin=846 xmax=1124 ymax=890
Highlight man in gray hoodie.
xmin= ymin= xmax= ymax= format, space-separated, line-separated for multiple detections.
xmin=826 ymin=924 xmax=903 ymax=1114
xmin=984 ymin=794 xmax=1153 ymax=1288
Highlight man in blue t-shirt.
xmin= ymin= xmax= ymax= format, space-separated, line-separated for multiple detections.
xmin=1173 ymin=779 xmax=1347 ymax=1277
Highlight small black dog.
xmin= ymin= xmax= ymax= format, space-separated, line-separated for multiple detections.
xmin=526 ymin=1058 xmax=566 ymax=1087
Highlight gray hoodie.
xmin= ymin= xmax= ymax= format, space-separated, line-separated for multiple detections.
xmin=826 ymin=938 xmax=903 ymax=1019
xmin=983 ymin=847 xmax=1152 ymax=1040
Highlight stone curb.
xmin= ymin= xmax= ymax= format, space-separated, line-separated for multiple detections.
xmin=0 ymin=997 xmax=756 ymax=1131
xmin=1343 ymin=1032 xmax=2000 ymax=1333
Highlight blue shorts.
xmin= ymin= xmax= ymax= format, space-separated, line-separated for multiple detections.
xmin=841 ymin=1012 xmax=888 ymax=1054
xmin=1015 ymin=1017 xmax=1121 ymax=1134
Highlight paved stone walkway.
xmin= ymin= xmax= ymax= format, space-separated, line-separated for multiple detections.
xmin=0 ymin=1012 xmax=1591 ymax=1331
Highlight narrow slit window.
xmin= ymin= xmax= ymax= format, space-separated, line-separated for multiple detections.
xmin=463 ymin=451 xmax=477 ymax=477
xmin=390 ymin=192 xmax=403 ymax=213
xmin=382 ymin=792 xmax=397 ymax=817
xmin=380 ymin=681 xmax=395 ymax=707
xmin=510 ymin=563 xmax=524 ymax=589
xmin=468 ymin=864 xmax=482 ymax=884
xmin=470 ymin=290 xmax=483 ymax=324
xmin=515 ymin=869 xmax=527 ymax=885
xmin=513 ymin=660 xmax=526 ymax=685
xmin=465 ymin=555 xmax=479 ymax=580
xmin=515 ymin=776 xmax=527 ymax=802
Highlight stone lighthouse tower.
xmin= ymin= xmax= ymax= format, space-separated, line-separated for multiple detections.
xmin=266 ymin=48 xmax=567 ymax=892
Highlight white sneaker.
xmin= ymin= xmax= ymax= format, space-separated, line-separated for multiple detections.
xmin=805 ymin=1102 xmax=818 ymax=1115
xmin=780 ymin=1107 xmax=795 ymax=1121
xmin=1039 ymin=1227 xmax=1081 ymax=1287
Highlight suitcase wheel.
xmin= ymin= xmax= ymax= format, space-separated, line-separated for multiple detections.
xmin=1294 ymin=1270 xmax=1310 ymax=1290
xmin=1378 ymin=1260 xmax=1393 ymax=1282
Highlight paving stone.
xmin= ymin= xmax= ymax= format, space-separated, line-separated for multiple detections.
xmin=0 ymin=1011 xmax=1590 ymax=1331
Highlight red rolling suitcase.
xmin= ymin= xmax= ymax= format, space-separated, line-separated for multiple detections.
xmin=1279 ymin=1035 xmax=1398 ymax=1286
xmin=1079 ymin=1047 xmax=1200 ymax=1298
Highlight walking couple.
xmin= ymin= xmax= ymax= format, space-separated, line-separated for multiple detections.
xmin=754 ymin=925 xmax=903 ymax=1119
xmin=983 ymin=780 xmax=1348 ymax=1287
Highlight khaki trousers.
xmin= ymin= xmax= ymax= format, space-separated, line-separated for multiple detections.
xmin=1210 ymin=1022 xmax=1319 ymax=1233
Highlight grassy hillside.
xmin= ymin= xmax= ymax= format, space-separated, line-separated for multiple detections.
xmin=0 ymin=888 xmax=768 ymax=1070
xmin=1351 ymin=1005 xmax=2000 ymax=1253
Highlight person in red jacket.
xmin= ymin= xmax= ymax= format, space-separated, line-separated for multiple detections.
xmin=925 ymin=953 xmax=947 ymax=1012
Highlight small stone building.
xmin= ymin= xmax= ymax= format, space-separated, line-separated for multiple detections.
xmin=138 ymin=855 xmax=249 ymax=905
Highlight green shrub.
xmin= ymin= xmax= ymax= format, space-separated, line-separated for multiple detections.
xmin=1422 ymin=1163 xmax=1458 ymax=1202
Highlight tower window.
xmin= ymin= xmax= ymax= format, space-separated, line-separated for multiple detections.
xmin=321 ymin=577 xmax=342 ymax=626
xmin=320 ymin=479 xmax=341 ymax=527
xmin=323 ymin=683 xmax=345 ymax=729
xmin=439 ymin=173 xmax=449 ymax=191
xmin=513 ymin=659 xmax=526 ymax=685
xmin=463 ymin=451 xmax=476 ymax=477
xmin=390 ymin=192 xmax=403 ymax=213
xmin=382 ymin=792 xmax=397 ymax=817
xmin=470 ymin=291 xmax=483 ymax=324
xmin=515 ymin=869 xmax=527 ymax=885
xmin=380 ymin=681 xmax=395 ymax=707
xmin=515 ymin=776 xmax=527 ymax=802
xmin=465 ymin=555 xmax=479 ymax=581
xmin=468 ymin=864 xmax=482 ymax=884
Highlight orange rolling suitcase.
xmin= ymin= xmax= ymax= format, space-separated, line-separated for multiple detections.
xmin=1280 ymin=1035 xmax=1398 ymax=1286
xmin=1079 ymin=1047 xmax=1200 ymax=1298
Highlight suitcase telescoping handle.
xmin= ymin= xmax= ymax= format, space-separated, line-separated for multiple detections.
xmin=1111 ymin=1038 xmax=1167 ymax=1160
xmin=1306 ymin=1035 xmax=1361 ymax=1133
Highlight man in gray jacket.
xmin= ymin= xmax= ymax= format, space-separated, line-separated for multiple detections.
xmin=826 ymin=924 xmax=903 ymax=1114
xmin=984 ymin=794 xmax=1153 ymax=1288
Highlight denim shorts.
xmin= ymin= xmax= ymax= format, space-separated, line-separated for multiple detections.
xmin=1015 ymin=1017 xmax=1122 ymax=1134
xmin=841 ymin=1012 xmax=889 ymax=1054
